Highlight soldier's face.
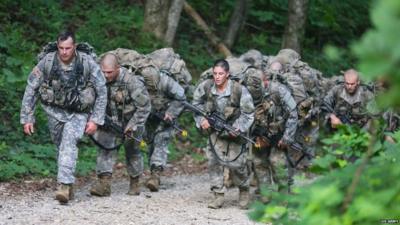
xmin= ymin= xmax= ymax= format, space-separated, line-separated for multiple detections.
xmin=344 ymin=75 xmax=359 ymax=95
xmin=57 ymin=37 xmax=76 ymax=64
xmin=213 ymin=66 xmax=229 ymax=88
xmin=101 ymin=65 xmax=119 ymax=83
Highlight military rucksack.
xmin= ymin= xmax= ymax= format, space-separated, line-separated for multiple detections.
xmin=198 ymin=57 xmax=265 ymax=105
xmin=37 ymin=41 xmax=97 ymax=63
xmin=199 ymin=57 xmax=255 ymax=83
xmin=147 ymin=48 xmax=192 ymax=90
xmin=37 ymin=41 xmax=97 ymax=113
xmin=101 ymin=48 xmax=192 ymax=93
xmin=239 ymin=49 xmax=264 ymax=70
xmin=273 ymin=49 xmax=323 ymax=99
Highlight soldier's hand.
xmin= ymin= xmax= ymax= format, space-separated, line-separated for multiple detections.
xmin=278 ymin=139 xmax=288 ymax=150
xmin=229 ymin=128 xmax=240 ymax=138
xmin=23 ymin=123 xmax=35 ymax=136
xmin=256 ymin=136 xmax=270 ymax=148
xmin=85 ymin=121 xmax=98 ymax=135
xmin=330 ymin=114 xmax=342 ymax=128
xmin=200 ymin=118 xmax=210 ymax=130
xmin=164 ymin=113 xmax=174 ymax=122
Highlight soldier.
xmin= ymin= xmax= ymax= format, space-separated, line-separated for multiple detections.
xmin=89 ymin=54 xmax=151 ymax=197
xmin=192 ymin=59 xmax=255 ymax=209
xmin=20 ymin=31 xmax=107 ymax=204
xmin=268 ymin=56 xmax=319 ymax=169
xmin=252 ymin=62 xmax=299 ymax=200
xmin=141 ymin=62 xmax=187 ymax=192
xmin=322 ymin=69 xmax=375 ymax=129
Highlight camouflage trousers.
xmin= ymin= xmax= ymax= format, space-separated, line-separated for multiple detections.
xmin=293 ymin=121 xmax=319 ymax=167
xmin=94 ymin=129 xmax=144 ymax=178
xmin=146 ymin=119 xmax=174 ymax=169
xmin=47 ymin=114 xmax=87 ymax=184
xmin=253 ymin=146 xmax=295 ymax=194
xmin=206 ymin=133 xmax=250 ymax=194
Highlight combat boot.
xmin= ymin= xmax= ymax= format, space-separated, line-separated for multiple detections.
xmin=55 ymin=183 xmax=73 ymax=204
xmin=208 ymin=192 xmax=224 ymax=209
xmin=146 ymin=166 xmax=162 ymax=192
xmin=90 ymin=173 xmax=112 ymax=197
xmin=127 ymin=176 xmax=141 ymax=195
xmin=238 ymin=188 xmax=250 ymax=209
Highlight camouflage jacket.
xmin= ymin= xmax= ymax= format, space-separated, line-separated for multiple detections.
xmin=107 ymin=67 xmax=151 ymax=131
xmin=323 ymin=84 xmax=375 ymax=127
xmin=253 ymin=81 xmax=298 ymax=144
xmin=144 ymin=69 xmax=186 ymax=119
xmin=192 ymin=79 xmax=255 ymax=133
xmin=20 ymin=51 xmax=107 ymax=125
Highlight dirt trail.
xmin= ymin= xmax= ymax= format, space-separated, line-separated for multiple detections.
xmin=0 ymin=172 xmax=260 ymax=225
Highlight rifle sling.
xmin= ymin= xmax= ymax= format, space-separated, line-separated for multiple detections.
xmin=89 ymin=134 xmax=122 ymax=151
xmin=207 ymin=131 xmax=246 ymax=164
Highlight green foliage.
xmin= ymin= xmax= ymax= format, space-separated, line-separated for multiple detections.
xmin=0 ymin=143 xmax=56 ymax=181
xmin=250 ymin=131 xmax=400 ymax=224
xmin=311 ymin=125 xmax=371 ymax=174
xmin=353 ymin=0 xmax=400 ymax=108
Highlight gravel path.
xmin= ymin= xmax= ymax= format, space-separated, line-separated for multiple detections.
xmin=0 ymin=174 xmax=260 ymax=225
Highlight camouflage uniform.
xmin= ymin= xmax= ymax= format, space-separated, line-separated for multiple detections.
xmin=322 ymin=84 xmax=375 ymax=129
xmin=94 ymin=67 xmax=151 ymax=178
xmin=193 ymin=79 xmax=255 ymax=194
xmin=268 ymin=49 xmax=322 ymax=165
xmin=20 ymin=51 xmax=107 ymax=184
xmin=383 ymin=110 xmax=400 ymax=133
xmin=252 ymin=81 xmax=298 ymax=193
xmin=144 ymin=71 xmax=186 ymax=170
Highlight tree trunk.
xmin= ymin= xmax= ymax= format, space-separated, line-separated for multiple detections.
xmin=143 ymin=0 xmax=171 ymax=40
xmin=224 ymin=0 xmax=250 ymax=48
xmin=282 ymin=0 xmax=309 ymax=54
xmin=183 ymin=1 xmax=232 ymax=57
xmin=164 ymin=0 xmax=184 ymax=46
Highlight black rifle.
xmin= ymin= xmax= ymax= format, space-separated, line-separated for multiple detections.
xmin=321 ymin=102 xmax=352 ymax=124
xmin=89 ymin=115 xmax=143 ymax=151
xmin=183 ymin=101 xmax=255 ymax=145
xmin=152 ymin=112 xmax=187 ymax=136
xmin=252 ymin=127 xmax=313 ymax=168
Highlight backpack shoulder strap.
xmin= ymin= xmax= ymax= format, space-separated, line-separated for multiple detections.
xmin=230 ymin=81 xmax=243 ymax=107
xmin=78 ymin=52 xmax=91 ymax=79
xmin=43 ymin=52 xmax=56 ymax=80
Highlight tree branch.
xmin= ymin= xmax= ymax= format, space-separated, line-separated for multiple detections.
xmin=182 ymin=1 xmax=232 ymax=57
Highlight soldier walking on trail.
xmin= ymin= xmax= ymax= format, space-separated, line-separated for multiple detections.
xmin=89 ymin=54 xmax=151 ymax=197
xmin=140 ymin=61 xmax=187 ymax=192
xmin=322 ymin=69 xmax=375 ymax=129
xmin=192 ymin=59 xmax=255 ymax=209
xmin=98 ymin=48 xmax=187 ymax=192
xmin=251 ymin=62 xmax=299 ymax=200
xmin=20 ymin=31 xmax=107 ymax=204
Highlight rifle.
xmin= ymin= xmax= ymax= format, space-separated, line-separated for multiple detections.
xmin=321 ymin=102 xmax=352 ymax=124
xmin=183 ymin=101 xmax=255 ymax=145
xmin=252 ymin=127 xmax=313 ymax=168
xmin=89 ymin=115 xmax=145 ymax=151
xmin=152 ymin=112 xmax=188 ymax=137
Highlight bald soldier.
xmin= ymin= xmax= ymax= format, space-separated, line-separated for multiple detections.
xmin=89 ymin=54 xmax=151 ymax=197
xmin=322 ymin=69 xmax=375 ymax=129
